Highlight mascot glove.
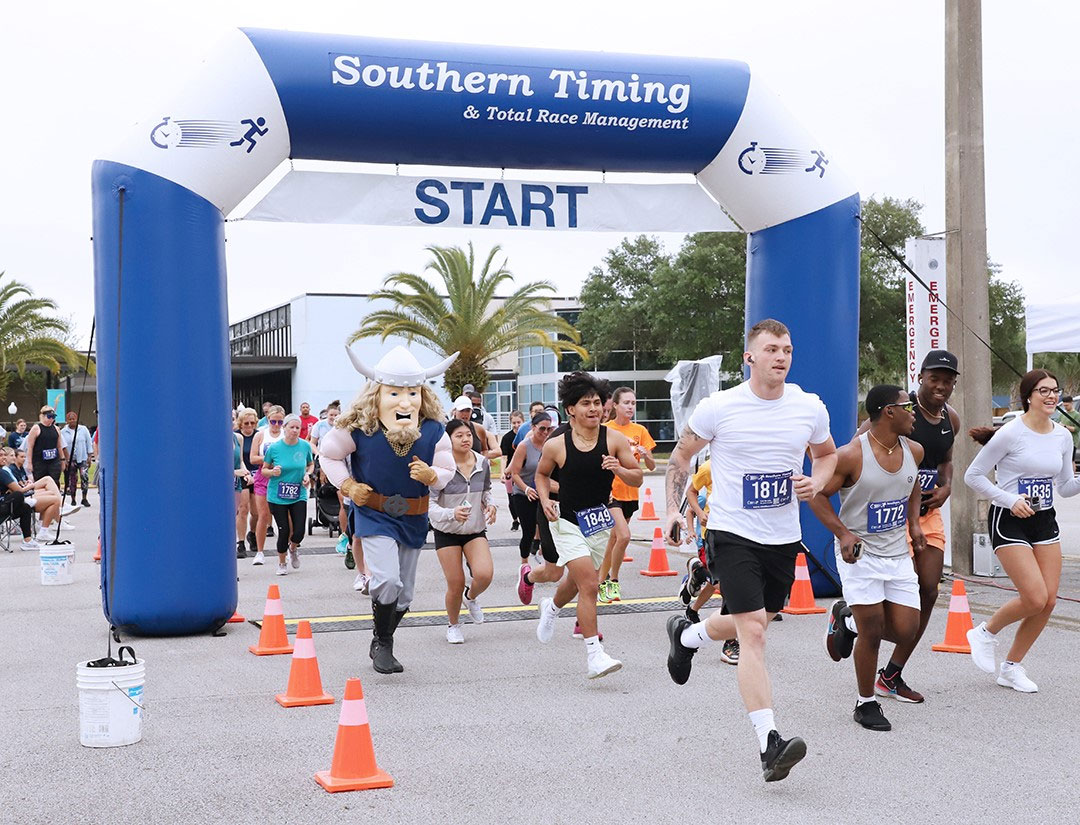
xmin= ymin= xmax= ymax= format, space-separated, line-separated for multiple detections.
xmin=341 ymin=478 xmax=373 ymax=507
xmin=409 ymin=456 xmax=439 ymax=486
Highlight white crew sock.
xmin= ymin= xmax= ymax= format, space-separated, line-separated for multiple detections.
xmin=844 ymin=615 xmax=858 ymax=634
xmin=584 ymin=635 xmax=602 ymax=654
xmin=857 ymin=695 xmax=875 ymax=706
xmin=978 ymin=621 xmax=996 ymax=638
xmin=680 ymin=621 xmax=715 ymax=649
xmin=748 ymin=708 xmax=776 ymax=752
xmin=1002 ymin=659 xmax=1019 ymax=669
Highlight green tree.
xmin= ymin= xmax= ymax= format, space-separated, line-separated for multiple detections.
xmin=858 ymin=196 xmax=926 ymax=385
xmin=349 ymin=244 xmax=585 ymax=397
xmin=576 ymin=236 xmax=669 ymax=367
xmin=987 ymin=265 xmax=1026 ymax=394
xmin=648 ymin=232 xmax=747 ymax=372
xmin=0 ymin=272 xmax=89 ymax=399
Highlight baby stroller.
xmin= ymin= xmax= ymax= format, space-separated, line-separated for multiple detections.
xmin=307 ymin=457 xmax=342 ymax=538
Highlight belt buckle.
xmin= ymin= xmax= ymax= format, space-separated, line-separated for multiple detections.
xmin=383 ymin=494 xmax=409 ymax=518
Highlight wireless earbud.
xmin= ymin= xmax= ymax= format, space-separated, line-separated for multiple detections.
xmin=747 ymin=356 xmax=755 ymax=364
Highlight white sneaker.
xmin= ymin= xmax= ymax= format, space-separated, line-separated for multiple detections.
xmin=966 ymin=622 xmax=999 ymax=674
xmin=536 ymin=597 xmax=558 ymax=643
xmin=353 ymin=572 xmax=371 ymax=593
xmin=446 ymin=624 xmax=465 ymax=644
xmin=289 ymin=548 xmax=300 ymax=569
xmin=463 ymin=593 xmax=484 ymax=624
xmin=997 ymin=662 xmax=1038 ymax=693
xmin=61 ymin=503 xmax=82 ymax=518
xmin=251 ymin=551 xmax=265 ymax=566
xmin=36 ymin=527 xmax=54 ymax=542
xmin=587 ymin=648 xmax=623 ymax=679
xmin=20 ymin=538 xmax=41 ymax=551
xmin=530 ymin=553 xmax=542 ymax=568
xmin=276 ymin=563 xmax=288 ymax=576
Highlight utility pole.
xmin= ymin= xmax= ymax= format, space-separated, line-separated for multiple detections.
xmin=945 ymin=0 xmax=990 ymax=575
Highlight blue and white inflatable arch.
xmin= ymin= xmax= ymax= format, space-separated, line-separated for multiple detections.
xmin=92 ymin=29 xmax=859 ymax=635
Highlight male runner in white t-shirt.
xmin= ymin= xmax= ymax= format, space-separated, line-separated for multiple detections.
xmin=663 ymin=318 xmax=837 ymax=782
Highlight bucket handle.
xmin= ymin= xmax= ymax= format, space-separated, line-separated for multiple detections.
xmin=117 ymin=645 xmax=136 ymax=666
xmin=111 ymin=680 xmax=145 ymax=711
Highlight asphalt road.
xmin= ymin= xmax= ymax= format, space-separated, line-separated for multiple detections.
xmin=2 ymin=481 xmax=1078 ymax=825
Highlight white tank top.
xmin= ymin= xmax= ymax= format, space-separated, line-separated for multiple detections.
xmin=837 ymin=434 xmax=918 ymax=558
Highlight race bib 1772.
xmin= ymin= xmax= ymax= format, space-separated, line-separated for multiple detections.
xmin=742 ymin=471 xmax=793 ymax=510
xmin=868 ymin=499 xmax=907 ymax=533
xmin=576 ymin=505 xmax=614 ymax=537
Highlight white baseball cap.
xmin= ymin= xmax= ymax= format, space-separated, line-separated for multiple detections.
xmin=452 ymin=396 xmax=473 ymax=411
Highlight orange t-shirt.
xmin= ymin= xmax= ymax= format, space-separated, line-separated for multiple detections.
xmin=604 ymin=420 xmax=656 ymax=502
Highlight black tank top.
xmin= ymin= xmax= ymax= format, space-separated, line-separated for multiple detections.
xmin=33 ymin=424 xmax=61 ymax=466
xmin=467 ymin=421 xmax=484 ymax=455
xmin=908 ymin=390 xmax=955 ymax=471
xmin=241 ymin=432 xmax=257 ymax=471
xmin=558 ymin=425 xmax=613 ymax=523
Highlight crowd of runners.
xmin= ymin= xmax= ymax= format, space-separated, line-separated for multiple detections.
xmin=216 ymin=319 xmax=1077 ymax=783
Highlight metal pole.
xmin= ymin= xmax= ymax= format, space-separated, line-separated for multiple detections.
xmin=945 ymin=0 xmax=991 ymax=575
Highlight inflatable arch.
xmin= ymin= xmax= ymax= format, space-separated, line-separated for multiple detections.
xmin=92 ymin=29 xmax=860 ymax=635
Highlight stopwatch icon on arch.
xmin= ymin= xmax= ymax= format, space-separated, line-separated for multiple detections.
xmin=738 ymin=141 xmax=766 ymax=175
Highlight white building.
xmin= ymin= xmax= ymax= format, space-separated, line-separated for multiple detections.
xmin=230 ymin=293 xmax=677 ymax=448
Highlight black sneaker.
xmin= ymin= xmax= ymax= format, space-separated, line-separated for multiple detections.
xmin=824 ymin=599 xmax=856 ymax=662
xmin=684 ymin=606 xmax=701 ymax=624
xmin=720 ymin=638 xmax=740 ymax=665
xmin=236 ymin=540 xmax=248 ymax=559
xmin=510 ymin=521 xmax=519 ymax=531
xmin=246 ymin=531 xmax=257 ymax=553
xmin=761 ymin=730 xmax=807 ymax=782
xmin=679 ymin=558 xmax=707 ymax=605
xmin=266 ymin=526 xmax=275 ymax=538
xmin=853 ymin=700 xmax=891 ymax=731
xmin=666 ymin=614 xmax=697 ymax=685
xmin=81 ymin=498 xmax=92 ymax=508
xmin=771 ymin=612 xmax=783 ymax=622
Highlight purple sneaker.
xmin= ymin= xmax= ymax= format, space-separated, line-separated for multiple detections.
xmin=518 ymin=564 xmax=534 ymax=605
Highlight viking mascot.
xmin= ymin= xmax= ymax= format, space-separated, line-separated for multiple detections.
xmin=320 ymin=345 xmax=458 ymax=674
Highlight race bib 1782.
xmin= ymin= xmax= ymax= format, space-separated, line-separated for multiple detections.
xmin=742 ymin=471 xmax=793 ymax=510
xmin=576 ymin=505 xmax=614 ymax=537
xmin=278 ymin=482 xmax=301 ymax=501
xmin=868 ymin=499 xmax=907 ymax=533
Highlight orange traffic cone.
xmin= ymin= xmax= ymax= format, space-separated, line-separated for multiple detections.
xmin=227 ymin=610 xmax=245 ymax=624
xmin=248 ymin=585 xmax=294 ymax=655
xmin=276 ymin=621 xmax=334 ymax=707
xmin=315 ymin=678 xmax=394 ymax=793
xmin=640 ymin=527 xmax=678 ymax=577
xmin=93 ymin=539 xmax=101 ymax=563
xmin=639 ymin=488 xmax=659 ymax=521
xmin=781 ymin=552 xmax=827 ymax=614
xmin=932 ymin=580 xmax=974 ymax=653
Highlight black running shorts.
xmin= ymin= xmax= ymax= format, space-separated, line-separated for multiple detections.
xmin=608 ymin=499 xmax=639 ymax=520
xmin=988 ymin=505 xmax=1060 ymax=551
xmin=704 ymin=529 xmax=801 ymax=614
xmin=432 ymin=529 xmax=487 ymax=550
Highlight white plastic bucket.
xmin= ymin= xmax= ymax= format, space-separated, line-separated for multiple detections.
xmin=40 ymin=546 xmax=74 ymax=585
xmin=77 ymin=657 xmax=145 ymax=747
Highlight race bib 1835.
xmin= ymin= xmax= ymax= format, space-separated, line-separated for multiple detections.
xmin=1018 ymin=476 xmax=1053 ymax=510
xmin=278 ymin=482 xmax=301 ymax=501
xmin=868 ymin=499 xmax=907 ymax=533
xmin=742 ymin=471 xmax=793 ymax=510
xmin=576 ymin=505 xmax=614 ymax=537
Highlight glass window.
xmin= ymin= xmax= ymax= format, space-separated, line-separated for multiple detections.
xmin=636 ymin=350 xmax=669 ymax=371
xmin=543 ymin=384 xmax=556 ymax=404
xmin=634 ymin=379 xmax=671 ymax=400
xmin=597 ymin=350 xmax=634 ymax=371
xmin=639 ymin=400 xmax=673 ymax=421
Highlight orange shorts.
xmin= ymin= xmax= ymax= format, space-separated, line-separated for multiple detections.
xmin=908 ymin=507 xmax=946 ymax=553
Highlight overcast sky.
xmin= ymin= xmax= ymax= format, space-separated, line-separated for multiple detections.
xmin=2 ymin=1 xmax=1077 ymax=348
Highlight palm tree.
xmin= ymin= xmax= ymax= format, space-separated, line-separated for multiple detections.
xmin=0 ymin=272 xmax=90 ymax=399
xmin=350 ymin=244 xmax=586 ymax=396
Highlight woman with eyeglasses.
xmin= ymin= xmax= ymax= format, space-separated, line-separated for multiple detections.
xmin=509 ymin=411 xmax=561 ymax=604
xmin=233 ymin=408 xmax=256 ymax=558
xmin=964 ymin=369 xmax=1080 ymax=692
xmin=261 ymin=414 xmax=314 ymax=576
xmin=24 ymin=406 xmax=70 ymax=494
xmin=249 ymin=405 xmax=287 ymax=566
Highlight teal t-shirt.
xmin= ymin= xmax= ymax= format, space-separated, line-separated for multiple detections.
xmin=264 ymin=439 xmax=313 ymax=505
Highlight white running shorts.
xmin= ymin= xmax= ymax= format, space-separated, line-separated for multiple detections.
xmin=834 ymin=546 xmax=920 ymax=609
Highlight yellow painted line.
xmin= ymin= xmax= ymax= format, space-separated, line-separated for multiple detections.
xmin=281 ymin=593 xmax=721 ymax=625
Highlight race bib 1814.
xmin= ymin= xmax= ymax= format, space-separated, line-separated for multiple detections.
xmin=742 ymin=471 xmax=793 ymax=510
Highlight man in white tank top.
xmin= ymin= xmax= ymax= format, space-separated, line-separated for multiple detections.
xmin=809 ymin=385 xmax=927 ymax=732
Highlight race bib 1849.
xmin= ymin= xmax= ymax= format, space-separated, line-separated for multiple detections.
xmin=742 ymin=471 xmax=793 ymax=510
xmin=917 ymin=469 xmax=938 ymax=492
xmin=576 ymin=505 xmax=614 ymax=537
xmin=1018 ymin=476 xmax=1053 ymax=510
xmin=868 ymin=499 xmax=907 ymax=533
xmin=278 ymin=482 xmax=301 ymax=501
xmin=41 ymin=448 xmax=58 ymax=461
